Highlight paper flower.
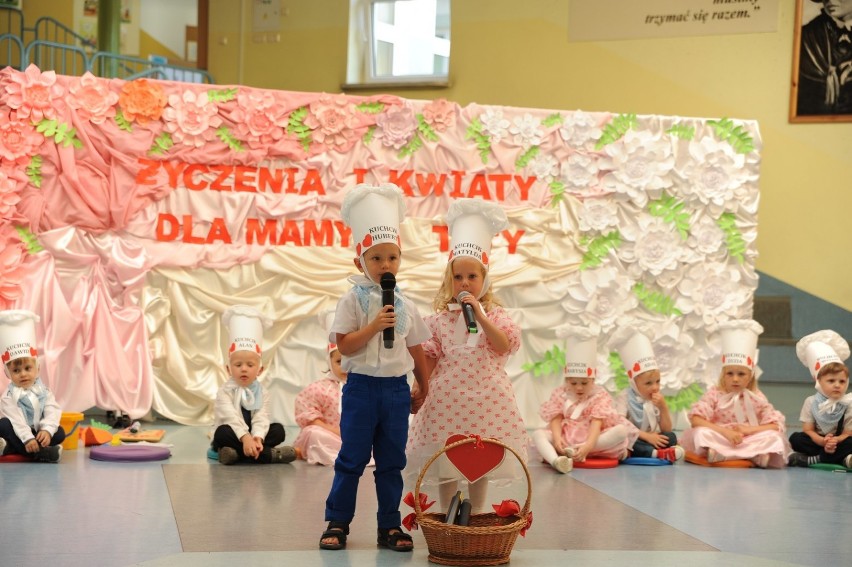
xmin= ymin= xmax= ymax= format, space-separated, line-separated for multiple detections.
xmin=162 ymin=90 xmax=223 ymax=148
xmin=577 ymin=197 xmax=620 ymax=233
xmin=0 ymin=110 xmax=44 ymax=165
xmin=304 ymin=94 xmax=359 ymax=149
xmin=527 ymin=152 xmax=560 ymax=184
xmin=686 ymin=214 xmax=726 ymax=259
xmin=479 ymin=108 xmax=510 ymax=143
xmin=559 ymin=153 xmax=602 ymax=194
xmin=374 ymin=104 xmax=418 ymax=149
xmin=650 ymin=322 xmax=701 ymax=391
xmin=562 ymin=267 xmax=637 ymax=331
xmin=677 ymin=262 xmax=755 ymax=328
xmin=676 ymin=136 xmax=756 ymax=215
xmin=619 ymin=216 xmax=686 ymax=278
xmin=229 ymin=91 xmax=288 ymax=148
xmin=0 ymin=170 xmax=20 ymax=220
xmin=509 ymin=113 xmax=544 ymax=148
xmin=599 ymin=130 xmax=675 ymax=207
xmin=559 ymin=110 xmax=602 ymax=150
xmin=119 ymin=79 xmax=168 ymax=126
xmin=0 ymin=224 xmax=27 ymax=310
xmin=67 ymin=72 xmax=119 ymax=125
xmin=3 ymin=64 xmax=64 ymax=122
xmin=422 ymin=98 xmax=456 ymax=132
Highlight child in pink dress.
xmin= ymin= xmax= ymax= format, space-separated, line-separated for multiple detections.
xmin=406 ymin=199 xmax=527 ymax=512
xmin=681 ymin=320 xmax=790 ymax=468
xmin=293 ymin=338 xmax=345 ymax=466
xmin=532 ymin=326 xmax=630 ymax=470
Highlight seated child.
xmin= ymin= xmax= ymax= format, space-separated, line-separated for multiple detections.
xmin=0 ymin=310 xmax=65 ymax=463
xmin=211 ymin=305 xmax=295 ymax=465
xmin=293 ymin=329 xmax=346 ymax=466
xmin=531 ymin=326 xmax=629 ymax=473
xmin=681 ymin=320 xmax=790 ymax=468
xmin=614 ymin=330 xmax=684 ymax=462
xmin=788 ymin=330 xmax=852 ymax=469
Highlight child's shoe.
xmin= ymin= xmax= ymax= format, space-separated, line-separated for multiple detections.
xmin=844 ymin=454 xmax=852 ymax=469
xmin=552 ymin=455 xmax=572 ymax=474
xmin=751 ymin=454 xmax=770 ymax=469
xmin=655 ymin=446 xmax=685 ymax=463
xmin=787 ymin=452 xmax=809 ymax=468
xmin=562 ymin=446 xmax=576 ymax=459
xmin=218 ymin=446 xmax=239 ymax=465
xmin=706 ymin=448 xmax=725 ymax=463
xmin=33 ymin=445 xmax=61 ymax=463
xmin=271 ymin=445 xmax=296 ymax=464
xmin=0 ymin=438 xmax=6 ymax=455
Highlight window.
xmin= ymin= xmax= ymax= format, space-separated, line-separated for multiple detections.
xmin=346 ymin=0 xmax=450 ymax=87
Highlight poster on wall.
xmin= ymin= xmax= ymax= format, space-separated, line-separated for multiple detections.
xmin=790 ymin=0 xmax=852 ymax=122
xmin=74 ymin=0 xmax=140 ymax=55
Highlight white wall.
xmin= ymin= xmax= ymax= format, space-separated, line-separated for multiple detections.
xmin=139 ymin=0 xmax=197 ymax=57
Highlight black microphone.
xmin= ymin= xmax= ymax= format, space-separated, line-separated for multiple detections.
xmin=456 ymin=291 xmax=478 ymax=334
xmin=380 ymin=272 xmax=396 ymax=348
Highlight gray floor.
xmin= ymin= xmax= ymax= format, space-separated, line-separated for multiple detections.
xmin=0 ymin=421 xmax=849 ymax=567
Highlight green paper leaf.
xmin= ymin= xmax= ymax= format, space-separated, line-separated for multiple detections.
xmin=26 ymin=155 xmax=42 ymax=188
xmin=633 ymin=282 xmax=683 ymax=317
xmin=610 ymin=352 xmax=630 ymax=392
xmin=363 ymin=124 xmax=376 ymax=145
xmin=36 ymin=118 xmax=83 ymax=148
xmin=465 ymin=117 xmax=491 ymax=164
xmin=580 ymin=230 xmax=621 ymax=270
xmin=417 ymin=114 xmax=439 ymax=142
xmin=522 ymin=345 xmax=567 ymax=377
xmin=666 ymin=123 xmax=695 ymax=140
xmin=648 ymin=193 xmax=691 ymax=239
xmin=115 ymin=109 xmax=132 ymax=132
xmin=664 ymin=383 xmax=705 ymax=412
xmin=542 ymin=113 xmax=563 ymax=127
xmin=594 ymin=113 xmax=638 ymax=150
xmin=717 ymin=212 xmax=747 ymax=263
xmin=216 ymin=126 xmax=244 ymax=152
xmin=356 ymin=101 xmax=385 ymax=114
xmin=14 ymin=226 xmax=43 ymax=254
xmin=287 ymin=106 xmax=313 ymax=152
xmin=397 ymin=133 xmax=423 ymax=159
xmin=707 ymin=117 xmax=755 ymax=154
xmin=549 ymin=180 xmax=565 ymax=207
xmin=148 ymin=131 xmax=174 ymax=155
xmin=206 ymin=88 xmax=238 ymax=102
xmin=515 ymin=145 xmax=540 ymax=169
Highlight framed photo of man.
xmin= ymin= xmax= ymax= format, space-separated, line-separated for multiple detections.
xmin=790 ymin=0 xmax=852 ymax=122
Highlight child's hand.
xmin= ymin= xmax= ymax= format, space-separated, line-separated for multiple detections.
xmin=372 ymin=305 xmax=396 ymax=333
xmin=24 ymin=439 xmax=40 ymax=453
xmin=241 ymin=435 xmax=258 ymax=459
xmin=720 ymin=427 xmax=743 ymax=446
xmin=410 ymin=388 xmax=427 ymax=414
xmin=824 ymin=434 xmax=838 ymax=454
xmin=458 ymin=293 xmax=483 ymax=320
xmin=574 ymin=444 xmax=591 ymax=462
xmin=554 ymin=441 xmax=566 ymax=456
xmin=35 ymin=430 xmax=51 ymax=447
xmin=650 ymin=393 xmax=666 ymax=408
xmin=648 ymin=433 xmax=671 ymax=449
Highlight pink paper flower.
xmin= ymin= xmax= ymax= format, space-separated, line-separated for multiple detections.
xmin=375 ymin=105 xmax=417 ymax=149
xmin=3 ymin=64 xmax=64 ymax=122
xmin=0 ymin=110 xmax=44 ymax=166
xmin=0 ymin=170 xmax=21 ymax=220
xmin=68 ymin=72 xmax=119 ymax=124
xmin=0 ymin=223 xmax=27 ymax=310
xmin=119 ymin=79 xmax=168 ymax=126
xmin=231 ymin=91 xmax=288 ymax=148
xmin=162 ymin=90 xmax=223 ymax=148
xmin=422 ymin=98 xmax=456 ymax=132
xmin=303 ymin=94 xmax=358 ymax=149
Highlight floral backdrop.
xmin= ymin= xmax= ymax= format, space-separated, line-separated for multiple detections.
xmin=0 ymin=64 xmax=761 ymax=427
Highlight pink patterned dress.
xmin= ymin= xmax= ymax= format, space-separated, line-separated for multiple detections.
xmin=406 ymin=307 xmax=528 ymax=484
xmin=681 ymin=386 xmax=792 ymax=468
xmin=293 ymin=377 xmax=343 ymax=466
xmin=539 ymin=384 xmax=631 ymax=459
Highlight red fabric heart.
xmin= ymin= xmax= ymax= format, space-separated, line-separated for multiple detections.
xmin=444 ymin=434 xmax=506 ymax=483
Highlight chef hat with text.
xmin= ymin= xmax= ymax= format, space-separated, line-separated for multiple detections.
xmin=614 ymin=330 xmax=659 ymax=381
xmin=223 ymin=305 xmax=269 ymax=358
xmin=556 ymin=325 xmax=598 ymax=379
xmin=0 ymin=310 xmax=39 ymax=365
xmin=796 ymin=330 xmax=849 ymax=381
xmin=716 ymin=319 xmax=763 ymax=370
xmin=446 ymin=198 xmax=508 ymax=269
xmin=341 ymin=183 xmax=406 ymax=259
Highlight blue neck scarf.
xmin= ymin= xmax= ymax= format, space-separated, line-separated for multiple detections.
xmin=8 ymin=378 xmax=49 ymax=428
xmin=352 ymin=278 xmax=408 ymax=337
xmin=812 ymin=391 xmax=849 ymax=434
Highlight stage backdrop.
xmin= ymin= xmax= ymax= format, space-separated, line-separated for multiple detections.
xmin=0 ymin=64 xmax=761 ymax=427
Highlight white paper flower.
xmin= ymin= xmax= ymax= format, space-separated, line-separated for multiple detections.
xmin=676 ymin=136 xmax=757 ymax=215
xmin=561 ymin=266 xmax=637 ymax=331
xmin=599 ymin=130 xmax=675 ymax=207
xmin=479 ymin=108 xmax=510 ymax=143
xmin=509 ymin=113 xmax=544 ymax=148
xmin=577 ymin=198 xmax=620 ymax=233
xmin=559 ymin=110 xmax=602 ymax=150
xmin=559 ymin=153 xmax=601 ymax=193
xmin=677 ymin=262 xmax=755 ymax=328
xmin=527 ymin=152 xmax=560 ymax=184
xmin=650 ymin=322 xmax=700 ymax=390
xmin=619 ymin=216 xmax=686 ymax=278
xmin=687 ymin=214 xmax=726 ymax=258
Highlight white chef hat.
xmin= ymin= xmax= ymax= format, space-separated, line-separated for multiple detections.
xmin=446 ymin=198 xmax=508 ymax=269
xmin=341 ymin=183 xmax=406 ymax=259
xmin=613 ymin=330 xmax=659 ymax=381
xmin=796 ymin=330 xmax=850 ymax=381
xmin=716 ymin=319 xmax=763 ymax=370
xmin=223 ymin=305 xmax=270 ymax=358
xmin=556 ymin=325 xmax=598 ymax=379
xmin=0 ymin=309 xmax=39 ymax=366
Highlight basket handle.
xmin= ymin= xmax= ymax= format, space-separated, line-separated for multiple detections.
xmin=413 ymin=436 xmax=531 ymax=518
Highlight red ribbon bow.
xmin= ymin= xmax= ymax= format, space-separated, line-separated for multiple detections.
xmin=469 ymin=434 xmax=485 ymax=449
xmin=492 ymin=499 xmax=533 ymax=537
xmin=402 ymin=491 xmax=434 ymax=531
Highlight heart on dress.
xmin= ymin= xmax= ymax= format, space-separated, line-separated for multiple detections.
xmin=443 ymin=434 xmax=506 ymax=483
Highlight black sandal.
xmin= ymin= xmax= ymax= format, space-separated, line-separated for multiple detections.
xmin=377 ymin=527 xmax=414 ymax=552
xmin=319 ymin=521 xmax=349 ymax=550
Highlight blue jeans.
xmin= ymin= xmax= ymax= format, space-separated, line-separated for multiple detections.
xmin=324 ymin=373 xmax=410 ymax=529
xmin=0 ymin=417 xmax=66 ymax=455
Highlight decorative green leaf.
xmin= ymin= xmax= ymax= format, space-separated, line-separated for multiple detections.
xmin=465 ymin=117 xmax=491 ymax=164
xmin=633 ymin=283 xmax=683 ymax=317
xmin=664 ymin=383 xmax=705 ymax=412
xmin=648 ymin=193 xmax=691 ymax=239
xmin=549 ymin=180 xmax=565 ymax=207
xmin=716 ymin=212 xmax=747 ymax=262
xmin=207 ymin=88 xmax=238 ymax=102
xmin=287 ymin=106 xmax=313 ymax=152
xmin=363 ymin=125 xmax=376 ymax=145
xmin=522 ymin=345 xmax=566 ymax=377
xmin=594 ymin=113 xmax=638 ymax=150
xmin=216 ymin=126 xmax=244 ymax=152
xmin=542 ymin=113 xmax=563 ymax=127
xmin=148 ymin=131 xmax=174 ymax=155
xmin=356 ymin=101 xmax=385 ymax=114
xmin=115 ymin=109 xmax=132 ymax=132
xmin=580 ymin=230 xmax=621 ymax=270
xmin=666 ymin=123 xmax=695 ymax=140
xmin=707 ymin=117 xmax=755 ymax=154
xmin=397 ymin=133 xmax=423 ymax=159
xmin=417 ymin=114 xmax=439 ymax=142
xmin=26 ymin=155 xmax=42 ymax=188
xmin=36 ymin=119 xmax=83 ymax=148
xmin=515 ymin=145 xmax=540 ymax=169
xmin=609 ymin=352 xmax=630 ymax=391
xmin=14 ymin=226 xmax=43 ymax=254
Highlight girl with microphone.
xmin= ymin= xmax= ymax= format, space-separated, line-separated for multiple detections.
xmin=406 ymin=199 xmax=527 ymax=514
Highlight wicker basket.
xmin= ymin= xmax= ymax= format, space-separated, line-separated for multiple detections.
xmin=414 ymin=437 xmax=532 ymax=566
